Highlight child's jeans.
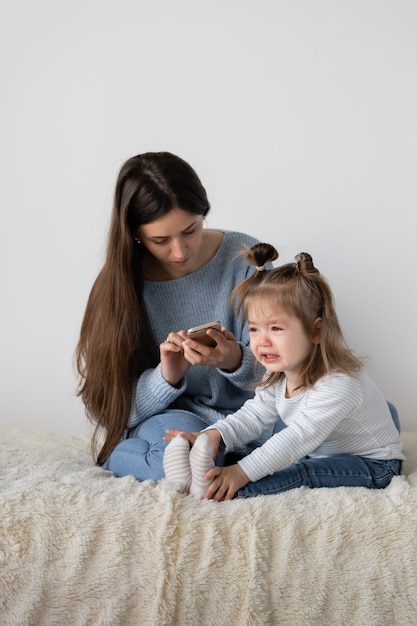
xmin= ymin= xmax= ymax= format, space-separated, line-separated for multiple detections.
xmin=236 ymin=455 xmax=403 ymax=498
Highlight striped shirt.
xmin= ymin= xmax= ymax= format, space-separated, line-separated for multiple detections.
xmin=211 ymin=371 xmax=404 ymax=483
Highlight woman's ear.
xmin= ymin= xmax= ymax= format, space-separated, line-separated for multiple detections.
xmin=311 ymin=317 xmax=322 ymax=344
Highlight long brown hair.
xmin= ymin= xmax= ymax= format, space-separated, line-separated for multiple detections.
xmin=76 ymin=152 xmax=210 ymax=465
xmin=232 ymin=243 xmax=362 ymax=392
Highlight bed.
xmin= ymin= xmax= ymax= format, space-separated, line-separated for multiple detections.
xmin=1 ymin=427 xmax=416 ymax=626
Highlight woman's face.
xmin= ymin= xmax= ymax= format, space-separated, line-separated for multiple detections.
xmin=138 ymin=207 xmax=205 ymax=279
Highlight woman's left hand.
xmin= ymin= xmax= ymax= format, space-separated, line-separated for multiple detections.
xmin=160 ymin=330 xmax=191 ymax=386
xmin=163 ymin=429 xmax=199 ymax=444
xmin=182 ymin=327 xmax=243 ymax=372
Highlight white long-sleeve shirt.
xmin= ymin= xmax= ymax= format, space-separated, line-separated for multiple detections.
xmin=210 ymin=372 xmax=404 ymax=483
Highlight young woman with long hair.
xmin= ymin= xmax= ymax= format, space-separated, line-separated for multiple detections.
xmin=76 ymin=152 xmax=267 ymax=480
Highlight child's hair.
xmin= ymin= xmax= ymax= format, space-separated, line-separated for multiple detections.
xmin=232 ymin=243 xmax=363 ymax=391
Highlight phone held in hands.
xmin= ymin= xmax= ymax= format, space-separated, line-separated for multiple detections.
xmin=186 ymin=321 xmax=222 ymax=347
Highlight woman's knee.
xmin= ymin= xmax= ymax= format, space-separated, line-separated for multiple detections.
xmin=107 ymin=411 xmax=209 ymax=481
xmin=106 ymin=437 xmax=166 ymax=481
xmin=131 ymin=410 xmax=208 ymax=441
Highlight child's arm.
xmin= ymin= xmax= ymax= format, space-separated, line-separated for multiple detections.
xmin=211 ymin=384 xmax=279 ymax=450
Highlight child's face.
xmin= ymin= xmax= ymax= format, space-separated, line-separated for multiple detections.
xmin=247 ymin=299 xmax=316 ymax=384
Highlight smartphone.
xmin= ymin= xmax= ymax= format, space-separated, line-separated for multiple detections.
xmin=186 ymin=321 xmax=222 ymax=347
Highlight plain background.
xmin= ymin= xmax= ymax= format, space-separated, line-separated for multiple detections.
xmin=1 ymin=0 xmax=416 ymax=436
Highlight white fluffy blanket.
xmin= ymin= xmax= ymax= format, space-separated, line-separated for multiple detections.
xmin=1 ymin=428 xmax=417 ymax=626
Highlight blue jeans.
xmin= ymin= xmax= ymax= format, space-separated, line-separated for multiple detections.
xmin=105 ymin=410 xmax=212 ymax=481
xmin=236 ymin=455 xmax=403 ymax=498
xmin=105 ymin=402 xmax=401 ymax=484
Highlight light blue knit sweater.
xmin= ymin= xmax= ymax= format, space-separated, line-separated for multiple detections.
xmin=127 ymin=231 xmax=262 ymax=429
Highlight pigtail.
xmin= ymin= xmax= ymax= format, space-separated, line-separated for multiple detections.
xmin=249 ymin=243 xmax=279 ymax=269
xmin=294 ymin=251 xmax=362 ymax=382
xmin=295 ymin=252 xmax=319 ymax=277
xmin=231 ymin=243 xmax=279 ymax=315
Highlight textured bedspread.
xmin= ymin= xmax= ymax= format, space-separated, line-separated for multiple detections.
xmin=1 ymin=428 xmax=417 ymax=626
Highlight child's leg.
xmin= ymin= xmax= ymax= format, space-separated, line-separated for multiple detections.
xmin=189 ymin=434 xmax=215 ymax=498
xmin=236 ymin=455 xmax=402 ymax=499
xmin=163 ymin=435 xmax=192 ymax=493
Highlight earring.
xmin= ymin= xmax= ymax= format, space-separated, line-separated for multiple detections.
xmin=134 ymin=237 xmax=142 ymax=244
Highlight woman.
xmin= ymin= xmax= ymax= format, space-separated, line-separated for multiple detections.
xmin=76 ymin=151 xmax=267 ymax=481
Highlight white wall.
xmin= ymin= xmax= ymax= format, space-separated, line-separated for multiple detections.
xmin=1 ymin=0 xmax=416 ymax=435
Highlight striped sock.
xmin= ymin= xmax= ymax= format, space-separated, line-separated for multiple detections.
xmin=163 ymin=435 xmax=192 ymax=493
xmin=189 ymin=434 xmax=215 ymax=498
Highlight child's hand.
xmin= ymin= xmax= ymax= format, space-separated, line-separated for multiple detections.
xmin=203 ymin=464 xmax=250 ymax=501
xmin=201 ymin=428 xmax=223 ymax=459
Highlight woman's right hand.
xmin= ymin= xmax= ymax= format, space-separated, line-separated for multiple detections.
xmin=160 ymin=330 xmax=190 ymax=386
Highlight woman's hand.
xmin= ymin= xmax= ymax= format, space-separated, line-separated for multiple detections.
xmin=163 ymin=429 xmax=200 ymax=444
xmin=203 ymin=464 xmax=250 ymax=501
xmin=160 ymin=330 xmax=190 ymax=386
xmin=163 ymin=428 xmax=221 ymax=455
xmin=182 ymin=326 xmax=243 ymax=372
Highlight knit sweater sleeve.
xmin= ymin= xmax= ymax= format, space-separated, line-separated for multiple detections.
xmin=217 ymin=334 xmax=257 ymax=387
xmin=126 ymin=364 xmax=187 ymax=428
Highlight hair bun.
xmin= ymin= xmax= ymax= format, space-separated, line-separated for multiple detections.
xmin=295 ymin=252 xmax=319 ymax=276
xmin=249 ymin=243 xmax=278 ymax=268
